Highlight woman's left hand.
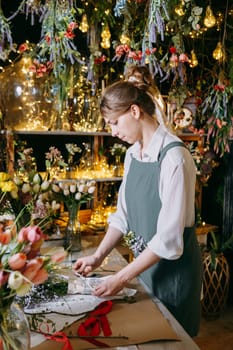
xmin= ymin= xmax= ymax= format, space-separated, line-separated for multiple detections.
xmin=93 ymin=274 xmax=126 ymax=297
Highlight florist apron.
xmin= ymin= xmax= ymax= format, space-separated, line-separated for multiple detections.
xmin=125 ymin=141 xmax=202 ymax=337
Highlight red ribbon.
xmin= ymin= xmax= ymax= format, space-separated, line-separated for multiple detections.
xmin=45 ymin=331 xmax=73 ymax=350
xmin=77 ymin=300 xmax=113 ymax=347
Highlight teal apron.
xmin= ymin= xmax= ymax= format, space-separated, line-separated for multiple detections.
xmin=125 ymin=141 xmax=202 ymax=337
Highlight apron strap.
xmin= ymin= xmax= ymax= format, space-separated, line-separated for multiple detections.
xmin=158 ymin=141 xmax=187 ymax=164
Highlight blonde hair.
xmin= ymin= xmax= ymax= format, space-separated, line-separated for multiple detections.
xmin=124 ymin=65 xmax=167 ymax=126
xmin=100 ymin=81 xmax=156 ymax=120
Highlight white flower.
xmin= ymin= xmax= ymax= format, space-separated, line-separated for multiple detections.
xmin=88 ymin=186 xmax=96 ymax=194
xmin=13 ymin=176 xmax=22 ymax=186
xmin=22 ymin=183 xmax=31 ymax=193
xmin=33 ymin=183 xmax=40 ymax=194
xmin=70 ymin=184 xmax=76 ymax=193
xmin=52 ymin=184 xmax=60 ymax=193
xmin=75 ymin=192 xmax=82 ymax=200
xmin=33 ymin=173 xmax=41 ymax=184
xmin=8 ymin=271 xmax=24 ymax=290
xmin=41 ymin=180 xmax=50 ymax=191
xmin=63 ymin=189 xmax=70 ymax=196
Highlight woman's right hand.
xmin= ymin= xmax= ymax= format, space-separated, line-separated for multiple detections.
xmin=72 ymin=254 xmax=102 ymax=276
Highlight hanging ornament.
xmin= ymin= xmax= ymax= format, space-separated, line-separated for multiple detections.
xmin=120 ymin=33 xmax=130 ymax=45
xmin=174 ymin=1 xmax=185 ymax=17
xmin=212 ymin=42 xmax=225 ymax=61
xmin=101 ymin=25 xmax=111 ymax=49
xmin=204 ymin=5 xmax=216 ymax=28
xmin=79 ymin=14 xmax=89 ymax=33
xmin=190 ymin=50 xmax=198 ymax=68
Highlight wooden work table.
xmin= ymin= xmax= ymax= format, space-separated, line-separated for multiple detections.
xmin=34 ymin=236 xmax=200 ymax=350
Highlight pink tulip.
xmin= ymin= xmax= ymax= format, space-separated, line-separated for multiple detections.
xmin=51 ymin=251 xmax=67 ymax=264
xmin=22 ymin=257 xmax=44 ymax=281
xmin=18 ymin=226 xmax=47 ymax=243
xmin=8 ymin=253 xmax=27 ymax=270
xmin=0 ymin=230 xmax=12 ymax=244
xmin=31 ymin=268 xmax=49 ymax=285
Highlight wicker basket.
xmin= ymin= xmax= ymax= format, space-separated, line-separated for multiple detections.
xmin=201 ymin=251 xmax=230 ymax=319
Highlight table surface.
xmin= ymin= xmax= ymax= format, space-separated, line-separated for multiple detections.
xmin=40 ymin=236 xmax=200 ymax=350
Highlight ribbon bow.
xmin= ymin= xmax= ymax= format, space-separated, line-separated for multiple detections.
xmin=77 ymin=300 xmax=113 ymax=347
xmin=45 ymin=331 xmax=73 ymax=350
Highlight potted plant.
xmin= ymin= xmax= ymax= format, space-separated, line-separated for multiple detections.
xmin=201 ymin=231 xmax=233 ymax=319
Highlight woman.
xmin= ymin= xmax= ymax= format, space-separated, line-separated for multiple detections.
xmin=73 ymin=81 xmax=203 ymax=337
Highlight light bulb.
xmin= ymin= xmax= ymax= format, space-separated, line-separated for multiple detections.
xmin=79 ymin=14 xmax=89 ymax=33
xmin=212 ymin=42 xmax=225 ymax=61
xmin=204 ymin=6 xmax=216 ymax=28
xmin=174 ymin=2 xmax=185 ymax=16
xmin=101 ymin=25 xmax=111 ymax=40
xmin=190 ymin=50 xmax=198 ymax=67
xmin=101 ymin=39 xmax=111 ymax=49
xmin=120 ymin=33 xmax=130 ymax=45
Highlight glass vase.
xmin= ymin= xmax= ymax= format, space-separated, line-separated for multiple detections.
xmin=113 ymin=155 xmax=122 ymax=177
xmin=0 ymin=299 xmax=31 ymax=350
xmin=64 ymin=203 xmax=82 ymax=252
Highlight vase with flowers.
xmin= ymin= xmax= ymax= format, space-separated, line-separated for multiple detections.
xmin=0 ymin=217 xmax=67 ymax=349
xmin=51 ymin=179 xmax=96 ymax=252
xmin=65 ymin=143 xmax=82 ymax=179
xmin=110 ymin=143 xmax=127 ymax=177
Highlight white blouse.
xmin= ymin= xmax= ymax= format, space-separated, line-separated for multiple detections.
xmin=108 ymin=125 xmax=197 ymax=260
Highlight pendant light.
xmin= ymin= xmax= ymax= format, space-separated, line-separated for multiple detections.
xmin=212 ymin=42 xmax=225 ymax=61
xmin=204 ymin=5 xmax=216 ymax=28
xmin=190 ymin=50 xmax=198 ymax=68
xmin=79 ymin=14 xmax=89 ymax=33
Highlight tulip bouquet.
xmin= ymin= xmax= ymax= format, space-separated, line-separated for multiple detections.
xmin=0 ymin=147 xmax=61 ymax=232
xmin=0 ymin=224 xmax=67 ymax=305
xmin=51 ymin=179 xmax=96 ymax=251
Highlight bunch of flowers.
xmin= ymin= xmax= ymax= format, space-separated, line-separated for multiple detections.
xmin=0 ymin=223 xmax=67 ymax=305
xmin=65 ymin=143 xmax=82 ymax=166
xmin=123 ymin=230 xmax=147 ymax=255
xmin=51 ymin=179 xmax=96 ymax=211
xmin=45 ymin=146 xmax=67 ymax=171
xmin=110 ymin=143 xmax=127 ymax=157
xmin=0 ymin=147 xmax=60 ymax=232
xmin=187 ymin=142 xmax=219 ymax=185
xmin=202 ymin=82 xmax=233 ymax=157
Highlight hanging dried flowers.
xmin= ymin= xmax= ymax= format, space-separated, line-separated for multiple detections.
xmin=202 ymin=80 xmax=233 ymax=157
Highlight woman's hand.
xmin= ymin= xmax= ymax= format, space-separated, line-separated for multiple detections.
xmin=72 ymin=254 xmax=102 ymax=276
xmin=93 ymin=273 xmax=126 ymax=297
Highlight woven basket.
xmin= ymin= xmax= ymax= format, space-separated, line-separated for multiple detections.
xmin=201 ymin=252 xmax=230 ymax=319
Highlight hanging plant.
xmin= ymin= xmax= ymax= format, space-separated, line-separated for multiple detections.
xmin=202 ymin=80 xmax=233 ymax=157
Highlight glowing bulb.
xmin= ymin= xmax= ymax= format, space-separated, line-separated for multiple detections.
xmin=190 ymin=50 xmax=198 ymax=68
xmin=212 ymin=42 xmax=225 ymax=61
xmin=101 ymin=25 xmax=111 ymax=40
xmin=174 ymin=3 xmax=185 ymax=16
xmin=101 ymin=25 xmax=111 ymax=49
xmin=120 ymin=33 xmax=130 ymax=45
xmin=204 ymin=6 xmax=216 ymax=28
xmin=79 ymin=14 xmax=89 ymax=33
